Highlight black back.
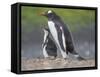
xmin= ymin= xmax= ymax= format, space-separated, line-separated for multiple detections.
xmin=54 ymin=18 xmax=75 ymax=53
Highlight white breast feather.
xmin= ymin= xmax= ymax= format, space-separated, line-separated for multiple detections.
xmin=48 ymin=21 xmax=59 ymax=46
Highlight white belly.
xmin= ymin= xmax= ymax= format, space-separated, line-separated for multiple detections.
xmin=48 ymin=21 xmax=60 ymax=48
xmin=48 ymin=21 xmax=68 ymax=58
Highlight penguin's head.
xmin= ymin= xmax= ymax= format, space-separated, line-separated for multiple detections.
xmin=41 ymin=10 xmax=57 ymax=20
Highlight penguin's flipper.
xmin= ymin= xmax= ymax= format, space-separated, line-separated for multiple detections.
xmin=43 ymin=27 xmax=57 ymax=58
xmin=44 ymin=27 xmax=50 ymax=32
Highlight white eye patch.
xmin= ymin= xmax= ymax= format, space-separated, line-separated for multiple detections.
xmin=48 ymin=10 xmax=52 ymax=14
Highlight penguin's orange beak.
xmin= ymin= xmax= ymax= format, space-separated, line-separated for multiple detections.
xmin=40 ymin=12 xmax=46 ymax=16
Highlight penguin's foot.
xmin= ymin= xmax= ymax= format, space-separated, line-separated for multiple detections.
xmin=64 ymin=58 xmax=67 ymax=60
xmin=50 ymin=56 xmax=56 ymax=60
xmin=77 ymin=56 xmax=86 ymax=61
xmin=46 ymin=56 xmax=56 ymax=60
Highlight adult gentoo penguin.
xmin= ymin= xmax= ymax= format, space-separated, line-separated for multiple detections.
xmin=41 ymin=10 xmax=85 ymax=60
xmin=42 ymin=28 xmax=57 ymax=58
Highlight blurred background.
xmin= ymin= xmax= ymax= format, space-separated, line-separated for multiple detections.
xmin=21 ymin=6 xmax=95 ymax=60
